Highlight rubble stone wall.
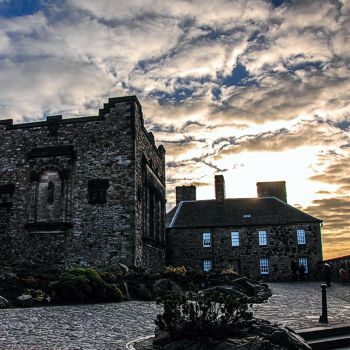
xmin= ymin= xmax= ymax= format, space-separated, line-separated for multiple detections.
xmin=167 ymin=223 xmax=322 ymax=281
xmin=0 ymin=96 xmax=165 ymax=274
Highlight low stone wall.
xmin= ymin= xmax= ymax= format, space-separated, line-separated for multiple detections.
xmin=323 ymin=255 xmax=350 ymax=282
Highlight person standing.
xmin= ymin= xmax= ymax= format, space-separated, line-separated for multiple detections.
xmin=339 ymin=267 xmax=347 ymax=285
xmin=291 ymin=260 xmax=298 ymax=280
xmin=323 ymin=263 xmax=331 ymax=287
xmin=298 ymin=264 xmax=305 ymax=280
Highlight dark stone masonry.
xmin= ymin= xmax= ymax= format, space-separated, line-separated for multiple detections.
xmin=167 ymin=176 xmax=323 ymax=281
xmin=0 ymin=96 xmax=166 ymax=274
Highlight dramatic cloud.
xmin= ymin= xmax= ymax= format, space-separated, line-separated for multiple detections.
xmin=0 ymin=0 xmax=349 ymax=258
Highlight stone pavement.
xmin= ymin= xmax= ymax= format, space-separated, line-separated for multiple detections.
xmin=253 ymin=281 xmax=350 ymax=330
xmin=0 ymin=282 xmax=349 ymax=350
xmin=0 ymin=301 xmax=161 ymax=350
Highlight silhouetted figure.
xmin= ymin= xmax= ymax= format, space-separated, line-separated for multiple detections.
xmin=298 ymin=264 xmax=305 ymax=279
xmin=323 ymin=263 xmax=331 ymax=287
xmin=339 ymin=267 xmax=347 ymax=285
xmin=291 ymin=260 xmax=298 ymax=280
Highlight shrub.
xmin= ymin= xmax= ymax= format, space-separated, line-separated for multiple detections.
xmin=22 ymin=276 xmax=40 ymax=288
xmin=49 ymin=268 xmax=123 ymax=303
xmin=165 ymin=265 xmax=187 ymax=277
xmin=221 ymin=269 xmax=239 ymax=277
xmin=24 ymin=288 xmax=46 ymax=302
xmin=98 ymin=271 xmax=118 ymax=284
xmin=156 ymin=291 xmax=252 ymax=340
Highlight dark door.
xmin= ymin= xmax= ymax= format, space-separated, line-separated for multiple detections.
xmin=228 ymin=259 xmax=241 ymax=274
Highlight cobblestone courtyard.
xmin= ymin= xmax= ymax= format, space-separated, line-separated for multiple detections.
xmin=0 ymin=282 xmax=349 ymax=349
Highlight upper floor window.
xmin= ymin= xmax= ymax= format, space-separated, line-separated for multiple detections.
xmin=203 ymin=232 xmax=211 ymax=247
xmin=88 ymin=179 xmax=109 ymax=205
xmin=203 ymin=259 xmax=212 ymax=272
xmin=298 ymin=257 xmax=308 ymax=273
xmin=260 ymin=258 xmax=269 ymax=275
xmin=258 ymin=230 xmax=267 ymax=246
xmin=297 ymin=229 xmax=306 ymax=245
xmin=231 ymin=231 xmax=239 ymax=247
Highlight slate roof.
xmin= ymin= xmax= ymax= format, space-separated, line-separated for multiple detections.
xmin=167 ymin=197 xmax=321 ymax=228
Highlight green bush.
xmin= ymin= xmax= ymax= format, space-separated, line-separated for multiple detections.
xmin=24 ymin=288 xmax=46 ymax=302
xmin=156 ymin=291 xmax=252 ymax=340
xmin=49 ymin=268 xmax=123 ymax=303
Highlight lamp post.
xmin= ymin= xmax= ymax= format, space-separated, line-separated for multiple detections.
xmin=319 ymin=284 xmax=328 ymax=324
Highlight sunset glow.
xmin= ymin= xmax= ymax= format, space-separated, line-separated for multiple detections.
xmin=0 ymin=0 xmax=349 ymax=259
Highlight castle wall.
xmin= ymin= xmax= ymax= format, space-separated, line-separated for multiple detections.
xmin=134 ymin=102 xmax=166 ymax=267
xmin=0 ymin=96 xmax=166 ymax=273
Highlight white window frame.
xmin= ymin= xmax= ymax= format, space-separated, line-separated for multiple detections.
xmin=260 ymin=258 xmax=269 ymax=275
xmin=258 ymin=230 xmax=267 ymax=246
xmin=231 ymin=231 xmax=240 ymax=247
xmin=297 ymin=229 xmax=306 ymax=245
xmin=298 ymin=257 xmax=308 ymax=273
xmin=203 ymin=259 xmax=212 ymax=272
xmin=202 ymin=232 xmax=211 ymax=248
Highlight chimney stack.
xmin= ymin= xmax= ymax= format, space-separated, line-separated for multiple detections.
xmin=256 ymin=181 xmax=287 ymax=203
xmin=215 ymin=175 xmax=225 ymax=203
xmin=175 ymin=185 xmax=196 ymax=204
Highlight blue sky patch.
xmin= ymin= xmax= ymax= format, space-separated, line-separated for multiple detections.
xmin=0 ymin=0 xmax=45 ymax=17
xmin=271 ymin=0 xmax=285 ymax=7
xmin=151 ymin=88 xmax=194 ymax=104
xmin=288 ymin=61 xmax=323 ymax=72
xmin=219 ymin=63 xmax=256 ymax=87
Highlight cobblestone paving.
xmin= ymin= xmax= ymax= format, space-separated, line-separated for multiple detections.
xmin=253 ymin=281 xmax=350 ymax=330
xmin=0 ymin=301 xmax=161 ymax=350
xmin=1 ymin=282 xmax=349 ymax=350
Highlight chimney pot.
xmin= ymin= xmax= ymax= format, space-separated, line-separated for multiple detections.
xmin=175 ymin=185 xmax=196 ymax=204
xmin=215 ymin=175 xmax=225 ymax=203
xmin=256 ymin=181 xmax=287 ymax=203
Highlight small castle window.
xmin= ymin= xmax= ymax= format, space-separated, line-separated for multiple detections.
xmin=231 ymin=231 xmax=240 ymax=247
xmin=298 ymin=257 xmax=308 ymax=273
xmin=297 ymin=229 xmax=306 ymax=245
xmin=260 ymin=258 xmax=269 ymax=275
xmin=202 ymin=232 xmax=211 ymax=247
xmin=88 ymin=179 xmax=109 ymax=205
xmin=203 ymin=259 xmax=212 ymax=272
xmin=47 ymin=181 xmax=55 ymax=204
xmin=258 ymin=230 xmax=267 ymax=246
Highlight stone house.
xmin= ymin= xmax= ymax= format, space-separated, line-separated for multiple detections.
xmin=166 ymin=175 xmax=323 ymax=280
xmin=0 ymin=96 xmax=166 ymax=274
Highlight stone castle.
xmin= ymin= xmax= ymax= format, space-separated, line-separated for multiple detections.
xmin=0 ymin=96 xmax=166 ymax=274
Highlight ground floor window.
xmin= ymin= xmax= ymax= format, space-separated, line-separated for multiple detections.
xmin=298 ymin=257 xmax=308 ymax=273
xmin=260 ymin=258 xmax=269 ymax=275
xmin=203 ymin=259 xmax=212 ymax=272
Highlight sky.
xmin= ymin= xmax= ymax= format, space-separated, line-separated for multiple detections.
xmin=0 ymin=0 xmax=349 ymax=259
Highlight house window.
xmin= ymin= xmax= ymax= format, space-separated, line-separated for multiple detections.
xmin=260 ymin=258 xmax=269 ymax=275
xmin=298 ymin=257 xmax=308 ymax=273
xmin=297 ymin=229 xmax=306 ymax=245
xmin=203 ymin=232 xmax=211 ymax=247
xmin=88 ymin=179 xmax=109 ymax=204
xmin=203 ymin=259 xmax=212 ymax=272
xmin=258 ymin=230 xmax=267 ymax=246
xmin=231 ymin=231 xmax=239 ymax=247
